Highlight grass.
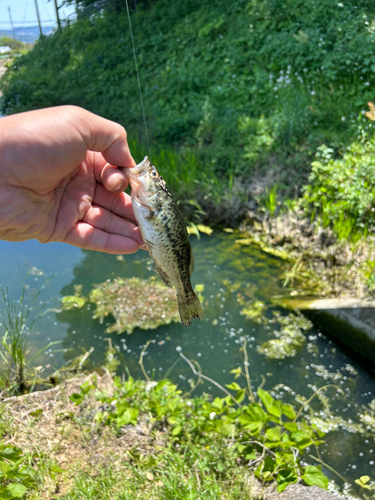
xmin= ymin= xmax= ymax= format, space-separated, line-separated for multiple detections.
xmin=1 ymin=333 xmax=375 ymax=498
xmin=128 ymin=139 xmax=250 ymax=226
xmin=265 ymin=184 xmax=279 ymax=217
xmin=62 ymin=453 xmax=252 ymax=500
xmin=0 ymin=278 xmax=61 ymax=397
xmin=1 ymin=372 xmax=254 ymax=500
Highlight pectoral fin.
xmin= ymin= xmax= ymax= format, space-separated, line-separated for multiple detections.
xmin=154 ymin=264 xmax=173 ymax=288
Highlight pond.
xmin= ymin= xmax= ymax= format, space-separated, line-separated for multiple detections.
xmin=0 ymin=230 xmax=374 ymax=492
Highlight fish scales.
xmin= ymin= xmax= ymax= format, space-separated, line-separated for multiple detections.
xmin=123 ymin=156 xmax=204 ymax=326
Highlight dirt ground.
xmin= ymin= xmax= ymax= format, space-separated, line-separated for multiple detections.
xmin=1 ymin=374 xmax=166 ymax=498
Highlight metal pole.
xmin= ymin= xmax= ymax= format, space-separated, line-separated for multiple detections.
xmin=53 ymin=0 xmax=61 ymax=29
xmin=7 ymin=7 xmax=16 ymax=40
xmin=34 ymin=0 xmax=43 ymax=36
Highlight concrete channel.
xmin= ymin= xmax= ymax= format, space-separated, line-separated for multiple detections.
xmin=282 ymin=297 xmax=375 ymax=364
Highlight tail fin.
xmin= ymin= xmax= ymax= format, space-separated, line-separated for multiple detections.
xmin=177 ymin=293 xmax=204 ymax=327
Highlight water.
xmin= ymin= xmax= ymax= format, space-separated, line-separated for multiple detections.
xmin=0 ymin=231 xmax=374 ymax=490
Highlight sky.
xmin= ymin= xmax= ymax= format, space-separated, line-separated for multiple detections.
xmin=0 ymin=0 xmax=76 ymax=31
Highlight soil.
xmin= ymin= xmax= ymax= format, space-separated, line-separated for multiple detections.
xmin=2 ymin=373 xmax=168 ymax=498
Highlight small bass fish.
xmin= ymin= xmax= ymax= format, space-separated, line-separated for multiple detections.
xmin=124 ymin=156 xmax=204 ymax=327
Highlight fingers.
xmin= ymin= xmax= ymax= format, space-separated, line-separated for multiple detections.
xmin=64 ymin=222 xmax=140 ymax=254
xmin=90 ymin=153 xmax=129 ymax=193
xmin=101 ymin=164 xmax=129 ymax=192
xmin=82 ymin=205 xmax=143 ymax=246
xmin=93 ymin=184 xmax=136 ymax=220
xmin=72 ymin=107 xmax=137 ymax=168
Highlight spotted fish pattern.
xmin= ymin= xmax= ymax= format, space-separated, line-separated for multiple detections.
xmin=123 ymin=156 xmax=204 ymax=326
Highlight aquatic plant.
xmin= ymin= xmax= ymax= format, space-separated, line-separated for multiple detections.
xmin=89 ymin=277 xmax=180 ymax=334
xmin=257 ymin=312 xmax=312 ymax=360
xmin=237 ymin=293 xmax=312 ymax=360
xmin=60 ymin=284 xmax=86 ymax=310
xmin=238 ymin=297 xmax=266 ymax=324
xmin=0 ymin=281 xmax=58 ymax=396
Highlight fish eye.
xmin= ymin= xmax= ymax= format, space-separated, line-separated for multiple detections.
xmin=151 ymin=171 xmax=159 ymax=178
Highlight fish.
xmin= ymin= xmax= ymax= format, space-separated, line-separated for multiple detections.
xmin=123 ymin=156 xmax=204 ymax=327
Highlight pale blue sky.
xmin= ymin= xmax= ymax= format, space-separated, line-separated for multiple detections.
xmin=0 ymin=0 xmax=76 ymax=30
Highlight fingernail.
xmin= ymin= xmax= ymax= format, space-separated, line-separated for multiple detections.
xmin=113 ymin=178 xmax=124 ymax=191
xmin=139 ymin=244 xmax=147 ymax=251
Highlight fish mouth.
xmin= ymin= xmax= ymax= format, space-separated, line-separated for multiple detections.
xmin=127 ymin=156 xmax=150 ymax=178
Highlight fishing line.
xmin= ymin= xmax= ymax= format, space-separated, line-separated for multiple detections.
xmin=22 ymin=0 xmax=29 ymax=28
xmin=124 ymin=0 xmax=151 ymax=158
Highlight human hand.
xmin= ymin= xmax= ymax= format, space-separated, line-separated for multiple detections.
xmin=0 ymin=105 xmax=144 ymax=253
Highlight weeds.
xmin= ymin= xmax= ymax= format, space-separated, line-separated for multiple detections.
xmin=0 ymin=280 xmax=59 ymax=396
xmin=1 ymin=338 xmax=374 ymax=498
xmin=70 ymin=341 xmax=331 ymax=495
xmin=265 ymin=184 xmax=279 ymax=217
xmin=65 ymin=453 xmax=251 ymax=500
xmin=128 ymin=138 xmax=250 ymax=225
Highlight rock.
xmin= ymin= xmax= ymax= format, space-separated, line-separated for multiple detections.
xmin=245 ymin=476 xmax=340 ymax=500
xmin=245 ymin=475 xmax=264 ymax=499
xmin=264 ymin=483 xmax=340 ymax=500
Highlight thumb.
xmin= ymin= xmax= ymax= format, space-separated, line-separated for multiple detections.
xmin=74 ymin=107 xmax=137 ymax=168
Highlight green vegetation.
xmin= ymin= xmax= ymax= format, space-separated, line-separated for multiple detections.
xmin=0 ymin=38 xmax=31 ymax=59
xmin=237 ymin=297 xmax=312 ymax=359
xmin=1 ymin=0 xmax=375 ymax=240
xmin=61 ymin=276 xmax=180 ymax=333
xmin=0 ymin=443 xmax=36 ymax=499
xmin=69 ymin=372 xmax=329 ymax=495
xmin=302 ymin=136 xmax=375 ymax=240
xmin=0 ymin=281 xmax=60 ymax=396
xmin=1 ymin=340 xmax=344 ymax=499
xmin=63 ymin=456 xmax=251 ymax=500
xmin=0 ymin=0 xmax=374 ymax=196
xmin=2 ymin=0 xmax=375 ymax=160
xmin=1 ymin=299 xmax=375 ymax=498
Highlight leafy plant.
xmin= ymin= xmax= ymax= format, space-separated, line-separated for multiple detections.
xmin=0 ymin=443 xmax=36 ymax=499
xmin=2 ymin=0 xmax=375 ymax=184
xmin=71 ymin=335 xmax=331 ymax=495
xmin=265 ymin=185 xmax=279 ymax=217
xmin=303 ymin=137 xmax=375 ymax=239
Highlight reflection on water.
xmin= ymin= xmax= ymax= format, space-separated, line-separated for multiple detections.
xmin=0 ymin=232 xmax=374 ymax=488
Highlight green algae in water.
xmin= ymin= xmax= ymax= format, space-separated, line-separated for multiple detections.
xmin=61 ymin=284 xmax=86 ymax=310
xmin=239 ymin=298 xmax=266 ymax=323
xmin=89 ymin=277 xmax=179 ymax=334
xmin=237 ymin=294 xmax=313 ymax=360
xmin=257 ymin=312 xmax=312 ymax=360
xmin=359 ymin=399 xmax=375 ymax=434
xmin=61 ymin=295 xmax=86 ymax=310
